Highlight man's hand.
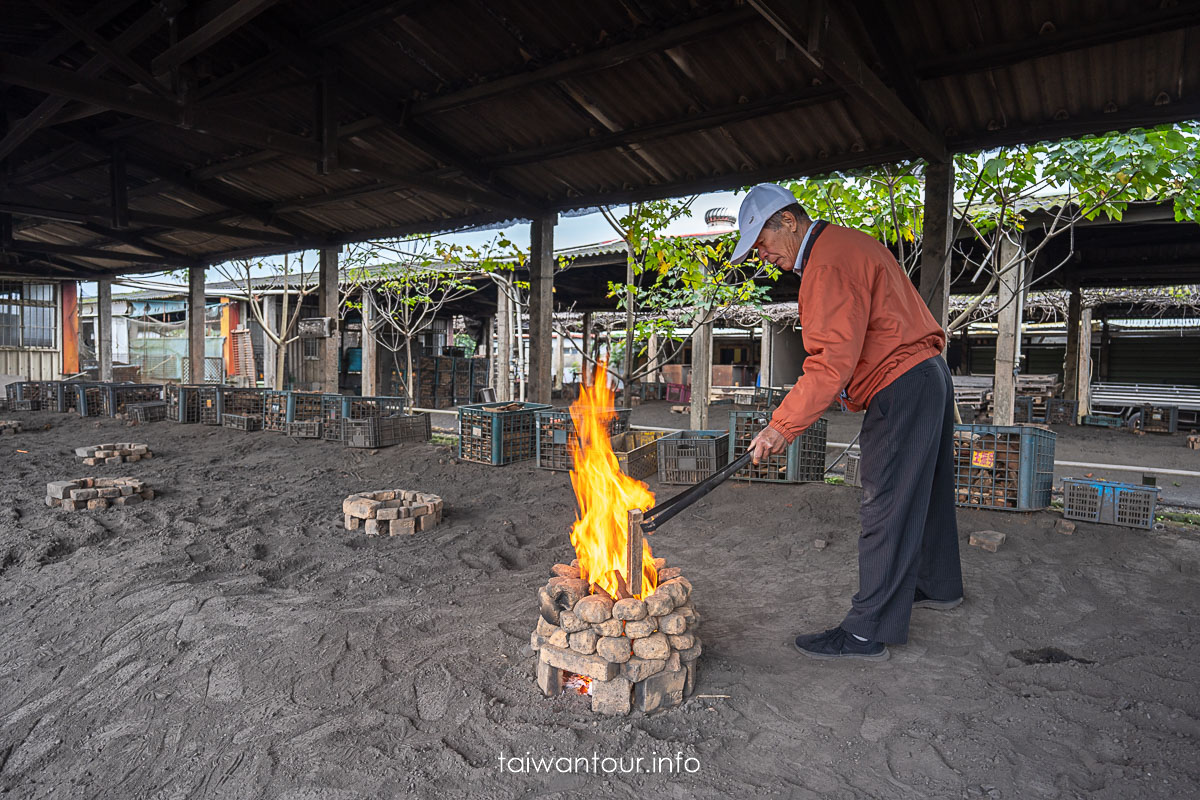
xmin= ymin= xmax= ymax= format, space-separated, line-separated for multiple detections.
xmin=749 ymin=425 xmax=788 ymax=464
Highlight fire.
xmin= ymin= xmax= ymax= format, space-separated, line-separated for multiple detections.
xmin=568 ymin=362 xmax=657 ymax=600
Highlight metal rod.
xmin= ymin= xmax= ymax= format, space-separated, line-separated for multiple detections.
xmin=642 ymin=449 xmax=754 ymax=533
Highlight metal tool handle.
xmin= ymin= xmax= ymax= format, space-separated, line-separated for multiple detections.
xmin=641 ymin=449 xmax=754 ymax=533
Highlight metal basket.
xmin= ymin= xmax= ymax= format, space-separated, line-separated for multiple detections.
xmin=656 ymin=430 xmax=730 ymax=485
xmin=458 ymin=401 xmax=551 ymax=465
xmin=729 ymin=411 xmax=827 ymax=483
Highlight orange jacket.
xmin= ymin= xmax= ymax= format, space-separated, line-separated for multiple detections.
xmin=769 ymin=223 xmax=946 ymax=442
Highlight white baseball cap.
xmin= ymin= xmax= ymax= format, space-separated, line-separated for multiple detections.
xmin=730 ymin=183 xmax=800 ymax=264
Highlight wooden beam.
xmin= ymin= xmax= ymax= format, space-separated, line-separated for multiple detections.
xmin=5 ymin=239 xmax=201 ymax=268
xmin=109 ymin=143 xmax=128 ymax=229
xmin=188 ymin=266 xmax=206 ymax=383
xmin=151 ymin=0 xmax=281 ymax=75
xmin=81 ymin=221 xmax=188 ymax=261
xmin=992 ymin=237 xmax=1025 ymax=426
xmin=919 ymin=159 xmax=953 ymax=329
xmin=316 ymin=55 xmax=338 ymax=175
xmin=528 ymin=213 xmax=556 ymax=404
xmin=411 ymin=7 xmax=758 ymax=116
xmin=747 ymin=0 xmax=946 ymax=162
xmin=916 ymin=4 xmax=1200 ymax=79
xmin=0 ymin=5 xmax=166 ymax=160
xmin=318 ymin=247 xmax=340 ymax=393
xmin=310 ymin=0 xmax=427 ymax=46
xmin=97 ymin=277 xmax=113 ymax=380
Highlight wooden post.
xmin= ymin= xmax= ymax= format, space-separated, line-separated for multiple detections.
xmin=646 ymin=333 xmax=659 ymax=385
xmin=920 ymin=160 xmax=954 ymax=332
xmin=528 ymin=213 xmax=556 ymax=404
xmin=97 ymin=278 xmax=113 ymax=382
xmin=1076 ymin=308 xmax=1093 ymax=418
xmin=759 ymin=320 xmax=774 ymax=387
xmin=318 ymin=247 xmax=341 ymax=393
xmin=188 ymin=266 xmax=205 ymax=382
xmin=263 ymin=294 xmax=278 ymax=388
xmin=992 ymin=236 xmax=1025 ymax=425
xmin=626 ymin=508 xmax=644 ymax=598
xmin=1063 ymin=279 xmax=1082 ymax=400
xmin=554 ymin=328 xmax=565 ymax=390
xmin=580 ymin=311 xmax=592 ymax=384
xmin=690 ymin=314 xmax=713 ymax=429
xmin=361 ymin=287 xmax=377 ymax=396
xmin=1099 ymin=314 xmax=1111 ymax=382
xmin=496 ymin=281 xmax=511 ymax=400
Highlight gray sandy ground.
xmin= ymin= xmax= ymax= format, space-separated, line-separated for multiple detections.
xmin=1 ymin=407 xmax=1198 ymax=799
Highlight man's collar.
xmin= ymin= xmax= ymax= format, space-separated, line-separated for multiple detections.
xmin=792 ymin=220 xmax=828 ymax=275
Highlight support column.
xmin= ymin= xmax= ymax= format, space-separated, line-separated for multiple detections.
xmin=97 ymin=278 xmax=113 ymax=382
xmin=1076 ymin=308 xmax=1093 ymax=418
xmin=318 ymin=247 xmax=341 ymax=393
xmin=646 ymin=334 xmax=660 ymax=384
xmin=759 ymin=321 xmax=774 ymax=387
xmin=1099 ymin=315 xmax=1111 ymax=382
xmin=1062 ymin=279 xmax=1082 ymax=400
xmin=496 ymin=282 xmax=512 ymax=400
xmin=528 ymin=213 xmax=557 ymax=404
xmin=361 ymin=288 xmax=378 ymax=396
xmin=690 ymin=315 xmax=713 ymax=429
xmin=554 ymin=329 xmax=565 ymax=391
xmin=580 ymin=312 xmax=592 ymax=384
xmin=992 ymin=237 xmax=1025 ymax=425
xmin=263 ymin=295 xmax=279 ymax=388
xmin=920 ymin=160 xmax=954 ymax=332
xmin=188 ymin=267 xmax=205 ymax=383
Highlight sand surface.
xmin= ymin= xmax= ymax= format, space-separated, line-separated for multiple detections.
xmin=1 ymin=406 xmax=1198 ymax=799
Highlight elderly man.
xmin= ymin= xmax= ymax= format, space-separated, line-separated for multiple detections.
xmin=734 ymin=183 xmax=963 ymax=661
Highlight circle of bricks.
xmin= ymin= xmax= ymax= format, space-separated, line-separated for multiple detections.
xmin=46 ymin=477 xmax=155 ymax=511
xmin=342 ymin=490 xmax=444 ymax=536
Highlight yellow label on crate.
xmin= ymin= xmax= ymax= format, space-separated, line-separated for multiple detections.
xmin=972 ymin=450 xmax=996 ymax=469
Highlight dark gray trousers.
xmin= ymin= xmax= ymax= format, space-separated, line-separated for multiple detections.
xmin=841 ymin=355 xmax=963 ymax=644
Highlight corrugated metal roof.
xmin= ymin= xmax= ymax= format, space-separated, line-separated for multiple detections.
xmin=2 ymin=0 xmax=1199 ymax=278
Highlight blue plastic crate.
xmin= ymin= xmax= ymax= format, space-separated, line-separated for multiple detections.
xmin=1062 ymin=478 xmax=1160 ymax=529
xmin=216 ymin=386 xmax=267 ymax=423
xmin=458 ymin=401 xmax=552 ymax=465
xmin=953 ymin=424 xmax=1056 ymax=511
xmin=1082 ymin=413 xmax=1124 ymax=428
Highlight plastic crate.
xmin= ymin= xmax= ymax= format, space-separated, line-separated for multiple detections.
xmin=127 ymin=401 xmax=168 ymax=423
xmin=952 ymin=424 xmax=1056 ymax=511
xmin=1138 ymin=404 xmax=1179 ymax=434
xmin=221 ymin=412 xmax=263 ymax=432
xmin=166 ymin=384 xmax=214 ymax=423
xmin=458 ymin=402 xmax=551 ymax=465
xmin=1046 ymin=399 xmax=1078 ymax=425
xmin=845 ymin=453 xmax=862 ymax=487
xmin=286 ymin=419 xmax=323 ymax=438
xmin=536 ymin=407 xmax=632 ymax=471
xmin=348 ymin=395 xmax=408 ymax=419
xmin=343 ymin=413 xmax=431 ymax=448
xmin=1062 ymin=478 xmax=1160 ymax=530
xmin=264 ymin=390 xmax=290 ymax=431
xmin=106 ymin=384 xmax=164 ymax=417
xmin=54 ymin=382 xmax=81 ymax=413
xmin=288 ymin=392 xmax=326 ymax=423
xmin=75 ymin=384 xmax=107 ymax=417
xmin=1082 ymin=413 xmax=1123 ymax=428
xmin=729 ymin=411 xmax=828 ymax=483
xmin=322 ymin=394 xmax=348 ymax=441
xmin=217 ymin=387 xmax=266 ymax=422
xmin=657 ymin=430 xmax=729 ymax=485
xmin=956 ymin=403 xmax=977 ymax=424
xmin=610 ymin=430 xmax=671 ymax=480
xmin=1013 ymin=396 xmax=1037 ymax=423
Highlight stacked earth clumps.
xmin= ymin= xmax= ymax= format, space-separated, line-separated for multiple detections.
xmin=532 ymin=560 xmax=701 ymax=715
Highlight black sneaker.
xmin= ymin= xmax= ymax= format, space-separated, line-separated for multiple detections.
xmin=913 ymin=588 xmax=963 ymax=610
xmin=793 ymin=626 xmax=889 ymax=660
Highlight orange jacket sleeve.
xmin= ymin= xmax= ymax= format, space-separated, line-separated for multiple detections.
xmin=769 ymin=263 xmax=872 ymax=441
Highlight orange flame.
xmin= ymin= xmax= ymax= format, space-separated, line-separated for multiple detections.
xmin=568 ymin=362 xmax=657 ymax=600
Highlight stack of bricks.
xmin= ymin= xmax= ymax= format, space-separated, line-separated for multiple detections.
xmin=1188 ymin=435 xmax=1200 ymax=450
xmin=75 ymin=442 xmax=153 ymax=465
xmin=532 ymin=560 xmax=701 ymax=715
xmin=0 ymin=420 xmax=20 ymax=435
xmin=342 ymin=490 xmax=443 ymax=535
xmin=46 ymin=477 xmax=154 ymax=510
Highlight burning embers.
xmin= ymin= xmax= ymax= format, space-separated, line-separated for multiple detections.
xmin=531 ymin=368 xmax=701 ymax=714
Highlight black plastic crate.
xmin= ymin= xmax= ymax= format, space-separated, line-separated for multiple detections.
xmin=322 ymin=394 xmax=348 ymax=441
xmin=845 ymin=453 xmax=862 ymax=487
xmin=221 ymin=412 xmax=263 ymax=432
xmin=536 ymin=407 xmax=632 ymax=471
xmin=217 ymin=387 xmax=267 ymax=421
xmin=1138 ymin=404 xmax=1179 ymax=434
xmin=289 ymin=392 xmax=326 ymax=422
xmin=343 ymin=413 xmax=431 ymax=448
xmin=458 ymin=402 xmax=551 ymax=465
xmin=264 ymin=390 xmax=290 ymax=431
xmin=107 ymin=384 xmax=164 ymax=417
xmin=657 ymin=430 xmax=729 ymax=485
xmin=75 ymin=384 xmax=107 ymax=417
xmin=952 ymin=424 xmax=1056 ymax=511
xmin=729 ymin=412 xmax=827 ymax=483
xmin=1046 ymin=399 xmax=1078 ymax=425
xmin=127 ymin=401 xmax=168 ymax=423
xmin=348 ymin=395 xmax=408 ymax=419
xmin=286 ymin=419 xmax=323 ymax=438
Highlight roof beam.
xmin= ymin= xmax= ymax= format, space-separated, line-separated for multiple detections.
xmin=747 ymin=0 xmax=947 ymax=162
xmin=310 ymin=0 xmax=428 ymax=46
xmin=0 ymin=55 xmax=529 ymax=213
xmin=150 ymin=0 xmax=281 ymax=75
xmin=0 ymin=4 xmax=166 ymax=161
xmin=4 ymin=239 xmax=201 ymax=268
xmin=410 ymin=7 xmax=758 ymax=116
xmin=917 ymin=3 xmax=1200 ymax=79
